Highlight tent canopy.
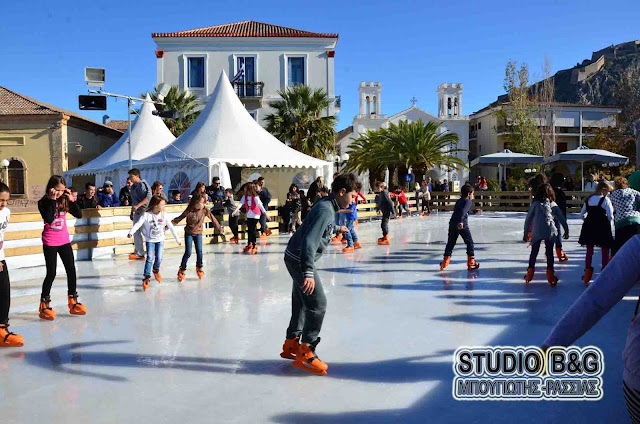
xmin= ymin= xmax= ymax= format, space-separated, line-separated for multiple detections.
xmin=65 ymin=94 xmax=175 ymax=177
xmin=470 ymin=149 xmax=544 ymax=167
xmin=545 ymin=146 xmax=628 ymax=190
xmin=544 ymin=145 xmax=628 ymax=165
xmin=133 ymin=70 xmax=329 ymax=170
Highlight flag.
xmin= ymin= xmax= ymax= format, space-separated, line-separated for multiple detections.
xmin=231 ymin=63 xmax=245 ymax=83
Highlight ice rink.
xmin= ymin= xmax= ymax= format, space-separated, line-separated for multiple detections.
xmin=0 ymin=211 xmax=634 ymax=423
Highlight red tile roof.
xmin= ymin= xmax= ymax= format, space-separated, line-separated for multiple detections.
xmin=0 ymin=86 xmax=122 ymax=135
xmin=105 ymin=120 xmax=128 ymax=132
xmin=152 ymin=20 xmax=338 ymax=39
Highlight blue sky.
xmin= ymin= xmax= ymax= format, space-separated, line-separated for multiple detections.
xmin=1 ymin=0 xmax=638 ymax=131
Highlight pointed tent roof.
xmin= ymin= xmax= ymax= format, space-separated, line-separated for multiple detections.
xmin=135 ymin=70 xmax=329 ymax=169
xmin=65 ymin=94 xmax=175 ymax=176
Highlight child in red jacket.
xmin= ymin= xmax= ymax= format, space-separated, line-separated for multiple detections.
xmin=392 ymin=186 xmax=409 ymax=218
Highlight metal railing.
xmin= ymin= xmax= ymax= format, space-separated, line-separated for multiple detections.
xmin=233 ymin=81 xmax=264 ymax=98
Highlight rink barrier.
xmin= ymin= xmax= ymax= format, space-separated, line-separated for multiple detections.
xmin=351 ymin=191 xmax=591 ymax=222
xmin=4 ymin=200 xmax=280 ymax=269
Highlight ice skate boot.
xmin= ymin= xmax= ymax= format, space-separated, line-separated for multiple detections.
xmin=243 ymin=243 xmax=254 ymax=253
xmin=440 ymin=256 xmax=451 ymax=271
xmin=342 ymin=246 xmax=355 ymax=253
xmin=68 ymin=293 xmax=87 ymax=315
xmin=524 ymin=268 xmax=535 ymax=283
xmin=229 ymin=236 xmax=239 ymax=244
xmin=152 ymin=269 xmax=162 ymax=283
xmin=377 ymin=235 xmax=390 ymax=245
xmin=331 ymin=233 xmax=343 ymax=243
xmin=38 ymin=296 xmax=56 ymax=321
xmin=292 ymin=339 xmax=328 ymax=376
xmin=353 ymin=241 xmax=362 ymax=249
xmin=266 ymin=228 xmax=272 ymax=236
xmin=546 ymin=268 xmax=558 ymax=286
xmin=196 ymin=266 xmax=204 ymax=279
xmin=177 ymin=268 xmax=186 ymax=282
xmin=129 ymin=253 xmax=144 ymax=260
xmin=142 ymin=276 xmax=150 ymax=291
xmin=0 ymin=324 xmax=23 ymax=347
xmin=251 ymin=244 xmax=258 ymax=255
xmin=467 ymin=256 xmax=480 ymax=270
xmin=556 ymin=248 xmax=569 ymax=262
xmin=280 ymin=337 xmax=300 ymax=360
xmin=582 ymin=266 xmax=594 ymax=286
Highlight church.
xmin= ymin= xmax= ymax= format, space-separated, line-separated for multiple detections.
xmin=336 ymin=81 xmax=470 ymax=191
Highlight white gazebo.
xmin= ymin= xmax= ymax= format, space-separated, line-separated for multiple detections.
xmin=64 ymin=94 xmax=175 ymax=188
xmin=545 ymin=146 xmax=628 ymax=190
xmin=124 ymin=70 xmax=333 ymax=201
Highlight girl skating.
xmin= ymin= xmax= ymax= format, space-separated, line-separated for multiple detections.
xmin=172 ymin=194 xmax=222 ymax=282
xmin=128 ymin=195 xmax=181 ymax=291
xmin=232 ymin=183 xmax=270 ymax=255
xmin=523 ymin=183 xmax=569 ymax=285
xmin=0 ymin=182 xmax=23 ymax=347
xmin=37 ymin=176 xmax=87 ymax=320
xmin=578 ymin=181 xmax=614 ymax=285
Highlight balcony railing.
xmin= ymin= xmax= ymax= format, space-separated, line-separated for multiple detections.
xmin=233 ymin=81 xmax=264 ymax=99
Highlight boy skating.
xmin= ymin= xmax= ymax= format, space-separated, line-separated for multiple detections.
xmin=440 ymin=184 xmax=480 ymax=271
xmin=377 ymin=182 xmax=394 ymax=245
xmin=281 ymin=173 xmax=358 ymax=375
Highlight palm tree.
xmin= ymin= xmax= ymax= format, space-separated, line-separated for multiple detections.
xmin=142 ymin=85 xmax=200 ymax=136
xmin=387 ymin=119 xmax=467 ymax=180
xmin=264 ymin=85 xmax=337 ymax=159
xmin=345 ymin=119 xmax=467 ymax=186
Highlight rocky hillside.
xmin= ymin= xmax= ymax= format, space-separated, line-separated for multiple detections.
xmin=553 ymin=49 xmax=640 ymax=106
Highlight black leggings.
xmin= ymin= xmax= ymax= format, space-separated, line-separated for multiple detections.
xmin=529 ymin=239 xmax=554 ymax=269
xmin=247 ymin=218 xmax=259 ymax=244
xmin=41 ymin=243 xmax=77 ymax=298
xmin=0 ymin=261 xmax=10 ymax=324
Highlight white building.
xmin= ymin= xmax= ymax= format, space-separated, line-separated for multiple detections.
xmin=337 ymin=82 xmax=470 ymax=190
xmin=152 ymin=20 xmax=339 ymax=126
xmin=468 ymin=103 xmax=620 ymax=180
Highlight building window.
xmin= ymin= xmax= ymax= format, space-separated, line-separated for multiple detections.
xmin=169 ymin=172 xmax=191 ymax=202
xmin=188 ymin=57 xmax=205 ymax=88
xmin=478 ymin=122 xmax=482 ymax=130
xmin=8 ymin=159 xmax=25 ymax=195
xmin=249 ymin=111 xmax=258 ymax=121
xmin=287 ymin=57 xmax=305 ymax=86
xmin=236 ymin=56 xmax=256 ymax=96
xmin=557 ymin=142 xmax=568 ymax=153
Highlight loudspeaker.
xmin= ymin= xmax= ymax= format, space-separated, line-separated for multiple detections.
xmin=79 ymin=95 xmax=107 ymax=111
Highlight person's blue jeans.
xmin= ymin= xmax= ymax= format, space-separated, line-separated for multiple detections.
xmin=144 ymin=241 xmax=164 ymax=277
xmin=343 ymin=219 xmax=358 ymax=247
xmin=260 ymin=212 xmax=268 ymax=234
xmin=181 ymin=233 xmax=203 ymax=269
xmin=334 ymin=212 xmax=346 ymax=235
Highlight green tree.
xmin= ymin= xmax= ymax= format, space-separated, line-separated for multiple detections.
xmin=495 ymin=61 xmax=543 ymax=155
xmin=345 ymin=119 xmax=466 ymax=186
xmin=264 ymin=85 xmax=337 ymax=159
xmin=142 ymin=85 xmax=200 ymax=136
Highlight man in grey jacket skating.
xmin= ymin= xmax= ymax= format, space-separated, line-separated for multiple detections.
xmin=280 ymin=173 xmax=358 ymax=376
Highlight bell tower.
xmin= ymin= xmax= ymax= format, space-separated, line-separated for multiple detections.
xmin=359 ymin=82 xmax=382 ymax=117
xmin=438 ymin=83 xmax=463 ymax=118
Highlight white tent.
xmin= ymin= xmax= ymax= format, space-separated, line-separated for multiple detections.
xmin=545 ymin=145 xmax=628 ymax=190
xmin=64 ymin=94 xmax=175 ymax=187
xmin=125 ymin=70 xmax=332 ymax=199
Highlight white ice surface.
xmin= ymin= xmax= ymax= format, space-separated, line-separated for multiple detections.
xmin=0 ymin=212 xmax=633 ymax=423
